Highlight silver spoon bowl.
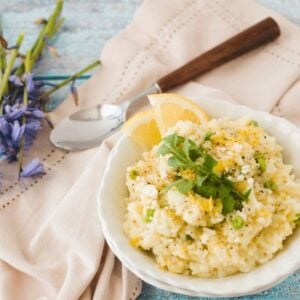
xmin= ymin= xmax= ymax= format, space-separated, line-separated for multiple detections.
xmin=50 ymin=84 xmax=160 ymax=150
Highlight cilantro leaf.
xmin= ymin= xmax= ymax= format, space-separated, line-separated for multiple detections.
xmin=221 ymin=194 xmax=236 ymax=214
xmin=196 ymin=174 xmax=207 ymax=187
xmin=196 ymin=181 xmax=218 ymax=198
xmin=168 ymin=156 xmax=187 ymax=169
xmin=161 ymin=178 xmax=195 ymax=194
xmin=203 ymin=155 xmax=217 ymax=172
xmin=218 ymin=184 xmax=236 ymax=214
xmin=243 ymin=188 xmax=252 ymax=199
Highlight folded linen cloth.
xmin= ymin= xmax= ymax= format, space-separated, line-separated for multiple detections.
xmin=0 ymin=0 xmax=300 ymax=299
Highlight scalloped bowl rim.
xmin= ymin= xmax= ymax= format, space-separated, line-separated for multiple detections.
xmin=98 ymin=96 xmax=300 ymax=297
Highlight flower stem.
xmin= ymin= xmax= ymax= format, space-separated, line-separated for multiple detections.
xmin=31 ymin=0 xmax=63 ymax=62
xmin=18 ymin=50 xmax=31 ymax=175
xmin=15 ymin=0 xmax=64 ymax=76
xmin=0 ymin=32 xmax=24 ymax=104
xmin=39 ymin=60 xmax=101 ymax=100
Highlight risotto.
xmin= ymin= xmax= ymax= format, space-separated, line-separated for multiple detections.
xmin=123 ymin=118 xmax=300 ymax=278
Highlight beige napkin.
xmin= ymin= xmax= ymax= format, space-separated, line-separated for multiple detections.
xmin=1 ymin=0 xmax=300 ymax=299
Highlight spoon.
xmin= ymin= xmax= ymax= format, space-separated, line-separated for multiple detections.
xmin=50 ymin=17 xmax=280 ymax=150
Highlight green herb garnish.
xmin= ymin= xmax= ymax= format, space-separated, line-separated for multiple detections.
xmin=161 ymin=178 xmax=194 ymax=194
xmin=254 ymin=152 xmax=267 ymax=173
xmin=158 ymin=134 xmax=250 ymax=215
xmin=144 ymin=209 xmax=155 ymax=223
xmin=231 ymin=216 xmax=245 ymax=229
xmin=129 ymin=169 xmax=139 ymax=180
xmin=248 ymin=120 xmax=259 ymax=127
xmin=204 ymin=131 xmax=214 ymax=141
xmin=264 ymin=180 xmax=277 ymax=191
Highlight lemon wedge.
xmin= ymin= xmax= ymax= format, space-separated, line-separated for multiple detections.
xmin=121 ymin=109 xmax=161 ymax=147
xmin=148 ymin=93 xmax=209 ymax=136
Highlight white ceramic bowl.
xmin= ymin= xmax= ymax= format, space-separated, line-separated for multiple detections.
xmin=98 ymin=96 xmax=300 ymax=297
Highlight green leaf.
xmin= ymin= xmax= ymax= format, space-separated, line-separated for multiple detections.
xmin=219 ymin=184 xmax=231 ymax=199
xmin=196 ymin=174 xmax=207 ymax=188
xmin=183 ymin=137 xmax=202 ymax=161
xmin=161 ymin=178 xmax=194 ymax=195
xmin=176 ymin=179 xmax=195 ymax=194
xmin=196 ymin=181 xmax=218 ymax=199
xmin=203 ymin=155 xmax=217 ymax=172
xmin=243 ymin=188 xmax=252 ymax=200
xmin=221 ymin=175 xmax=234 ymax=187
xmin=221 ymin=195 xmax=236 ymax=215
xmin=168 ymin=156 xmax=187 ymax=169
xmin=231 ymin=216 xmax=245 ymax=229
xmin=157 ymin=134 xmax=190 ymax=165
xmin=219 ymin=184 xmax=236 ymax=214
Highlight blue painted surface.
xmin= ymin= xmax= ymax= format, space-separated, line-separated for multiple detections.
xmin=1 ymin=0 xmax=300 ymax=299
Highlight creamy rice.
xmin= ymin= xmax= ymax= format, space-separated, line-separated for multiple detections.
xmin=123 ymin=118 xmax=300 ymax=278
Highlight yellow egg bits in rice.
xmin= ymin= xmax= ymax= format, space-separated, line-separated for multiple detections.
xmin=123 ymin=118 xmax=300 ymax=278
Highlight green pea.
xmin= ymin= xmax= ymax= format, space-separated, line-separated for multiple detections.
xmin=248 ymin=120 xmax=259 ymax=127
xmin=264 ymin=180 xmax=277 ymax=191
xmin=254 ymin=152 xmax=267 ymax=173
xmin=231 ymin=216 xmax=245 ymax=229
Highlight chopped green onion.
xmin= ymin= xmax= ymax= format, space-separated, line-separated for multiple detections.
xmin=185 ymin=234 xmax=194 ymax=241
xmin=231 ymin=216 xmax=245 ymax=229
xmin=204 ymin=131 xmax=214 ymax=141
xmin=144 ymin=209 xmax=155 ymax=223
xmin=254 ymin=152 xmax=267 ymax=173
xmin=129 ymin=169 xmax=139 ymax=180
xmin=248 ymin=120 xmax=259 ymax=127
xmin=264 ymin=180 xmax=277 ymax=191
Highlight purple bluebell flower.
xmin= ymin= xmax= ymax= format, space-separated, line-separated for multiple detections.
xmin=23 ymin=73 xmax=35 ymax=93
xmin=4 ymin=104 xmax=26 ymax=121
xmin=0 ymin=118 xmax=10 ymax=136
xmin=11 ymin=120 xmax=25 ymax=146
xmin=20 ymin=159 xmax=45 ymax=178
xmin=24 ymin=118 xmax=42 ymax=149
xmin=70 ymin=79 xmax=79 ymax=106
xmin=0 ymin=118 xmax=25 ymax=162
xmin=9 ymin=75 xmax=24 ymax=87
xmin=25 ymin=107 xmax=44 ymax=119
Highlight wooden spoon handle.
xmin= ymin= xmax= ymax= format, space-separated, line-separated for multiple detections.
xmin=156 ymin=17 xmax=280 ymax=92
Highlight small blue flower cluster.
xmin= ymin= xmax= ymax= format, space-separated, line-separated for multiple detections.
xmin=0 ymin=74 xmax=46 ymax=181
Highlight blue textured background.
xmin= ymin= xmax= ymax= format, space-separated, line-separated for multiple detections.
xmin=1 ymin=1 xmax=299 ymax=299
